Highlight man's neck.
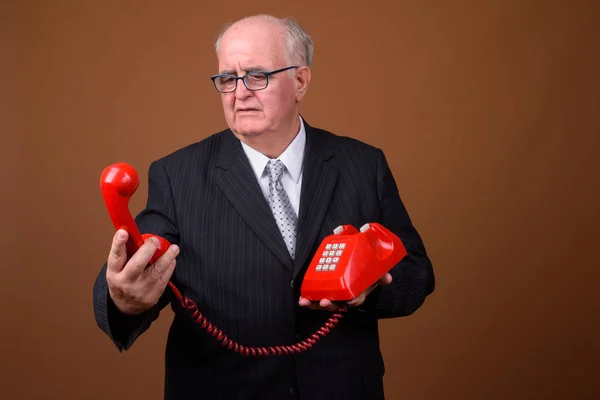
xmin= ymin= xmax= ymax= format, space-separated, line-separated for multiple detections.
xmin=238 ymin=117 xmax=301 ymax=159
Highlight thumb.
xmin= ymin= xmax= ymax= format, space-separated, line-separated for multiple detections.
xmin=379 ymin=273 xmax=393 ymax=286
xmin=107 ymin=229 xmax=128 ymax=272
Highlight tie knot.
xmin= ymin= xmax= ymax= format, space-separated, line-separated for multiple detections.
xmin=266 ymin=159 xmax=286 ymax=182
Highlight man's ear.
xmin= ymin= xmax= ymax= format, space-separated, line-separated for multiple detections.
xmin=295 ymin=66 xmax=311 ymax=101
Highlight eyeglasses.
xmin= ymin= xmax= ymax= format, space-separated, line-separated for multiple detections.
xmin=210 ymin=66 xmax=298 ymax=93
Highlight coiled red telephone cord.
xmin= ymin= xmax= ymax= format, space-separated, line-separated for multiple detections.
xmin=166 ymin=281 xmax=347 ymax=356
xmin=101 ymin=162 xmax=348 ymax=357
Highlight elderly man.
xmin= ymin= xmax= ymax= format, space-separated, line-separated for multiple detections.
xmin=93 ymin=14 xmax=434 ymax=400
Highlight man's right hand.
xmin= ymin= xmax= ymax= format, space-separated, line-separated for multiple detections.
xmin=106 ymin=229 xmax=179 ymax=315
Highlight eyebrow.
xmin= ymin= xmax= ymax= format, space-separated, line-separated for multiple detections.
xmin=219 ymin=65 xmax=270 ymax=75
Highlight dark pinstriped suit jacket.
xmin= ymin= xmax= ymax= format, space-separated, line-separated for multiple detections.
xmin=93 ymin=120 xmax=435 ymax=400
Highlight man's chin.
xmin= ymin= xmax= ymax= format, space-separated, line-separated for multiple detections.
xmin=236 ymin=130 xmax=262 ymax=138
xmin=232 ymin=121 xmax=265 ymax=137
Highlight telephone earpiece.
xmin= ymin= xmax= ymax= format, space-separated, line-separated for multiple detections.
xmin=100 ymin=162 xmax=170 ymax=265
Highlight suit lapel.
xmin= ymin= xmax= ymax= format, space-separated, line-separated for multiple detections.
xmin=293 ymin=123 xmax=337 ymax=278
xmin=215 ymin=130 xmax=294 ymax=270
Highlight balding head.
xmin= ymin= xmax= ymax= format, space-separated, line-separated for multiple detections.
xmin=215 ymin=15 xmax=313 ymax=67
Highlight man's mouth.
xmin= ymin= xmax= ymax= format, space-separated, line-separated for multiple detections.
xmin=237 ymin=108 xmax=260 ymax=112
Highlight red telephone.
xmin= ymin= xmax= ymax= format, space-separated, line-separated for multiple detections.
xmin=100 ymin=162 xmax=407 ymax=356
xmin=301 ymin=223 xmax=406 ymax=301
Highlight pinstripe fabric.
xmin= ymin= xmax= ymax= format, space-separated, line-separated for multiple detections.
xmin=92 ymin=119 xmax=435 ymax=400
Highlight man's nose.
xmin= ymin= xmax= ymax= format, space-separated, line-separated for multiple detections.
xmin=234 ymin=79 xmax=252 ymax=100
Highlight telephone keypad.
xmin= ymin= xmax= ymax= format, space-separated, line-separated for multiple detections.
xmin=316 ymin=241 xmax=345 ymax=272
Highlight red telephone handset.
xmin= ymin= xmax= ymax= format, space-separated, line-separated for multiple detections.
xmin=301 ymin=223 xmax=407 ymax=301
xmin=100 ymin=162 xmax=171 ymax=264
xmin=100 ymin=162 xmax=407 ymax=357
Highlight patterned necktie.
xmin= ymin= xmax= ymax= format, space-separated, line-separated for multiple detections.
xmin=266 ymin=159 xmax=297 ymax=259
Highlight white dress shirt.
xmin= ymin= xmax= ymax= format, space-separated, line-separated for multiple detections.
xmin=240 ymin=116 xmax=306 ymax=217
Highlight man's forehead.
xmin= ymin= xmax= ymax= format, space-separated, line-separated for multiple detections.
xmin=217 ymin=46 xmax=277 ymax=72
xmin=218 ymin=33 xmax=284 ymax=73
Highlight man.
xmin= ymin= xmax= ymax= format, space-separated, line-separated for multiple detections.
xmin=93 ymin=14 xmax=434 ymax=400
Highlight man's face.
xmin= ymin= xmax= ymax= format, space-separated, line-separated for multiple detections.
xmin=216 ymin=21 xmax=299 ymax=138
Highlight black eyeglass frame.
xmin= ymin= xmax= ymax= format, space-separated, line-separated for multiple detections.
xmin=210 ymin=66 xmax=299 ymax=93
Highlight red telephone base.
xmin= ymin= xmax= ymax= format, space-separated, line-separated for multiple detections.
xmin=301 ymin=223 xmax=407 ymax=301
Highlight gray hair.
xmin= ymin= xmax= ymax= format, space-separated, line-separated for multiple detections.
xmin=214 ymin=15 xmax=314 ymax=67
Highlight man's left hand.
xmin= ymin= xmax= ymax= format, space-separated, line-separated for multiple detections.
xmin=298 ymin=273 xmax=393 ymax=311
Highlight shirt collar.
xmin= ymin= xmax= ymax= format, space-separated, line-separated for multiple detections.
xmin=241 ymin=116 xmax=306 ymax=183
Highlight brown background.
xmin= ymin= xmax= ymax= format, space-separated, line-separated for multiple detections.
xmin=2 ymin=0 xmax=599 ymax=399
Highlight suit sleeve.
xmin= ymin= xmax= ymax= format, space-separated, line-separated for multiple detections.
xmin=358 ymin=148 xmax=435 ymax=318
xmin=92 ymin=160 xmax=180 ymax=351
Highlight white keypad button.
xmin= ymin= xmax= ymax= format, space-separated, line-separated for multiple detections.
xmin=326 ymin=257 xmax=332 ymax=263
xmin=332 ymin=244 xmax=339 ymax=249
xmin=326 ymin=244 xmax=332 ymax=250
xmin=335 ymin=250 xmax=343 ymax=256
xmin=316 ymin=265 xmax=322 ymax=271
xmin=333 ymin=257 xmax=339 ymax=263
xmin=330 ymin=264 xmax=336 ymax=271
xmin=323 ymin=264 xmax=329 ymax=271
xmin=329 ymin=250 xmax=335 ymax=256
xmin=339 ymin=243 xmax=346 ymax=249
xmin=322 ymin=251 xmax=328 ymax=256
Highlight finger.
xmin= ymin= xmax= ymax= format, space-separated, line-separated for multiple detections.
xmin=107 ymin=229 xmax=129 ymax=273
xmin=319 ymin=299 xmax=333 ymax=308
xmin=145 ymin=244 xmax=180 ymax=282
xmin=299 ymin=297 xmax=327 ymax=310
xmin=379 ymin=273 xmax=393 ymax=285
xmin=319 ymin=299 xmax=339 ymax=311
xmin=148 ymin=259 xmax=177 ymax=300
xmin=120 ymin=236 xmax=161 ymax=281
xmin=158 ymin=259 xmax=177 ymax=285
xmin=299 ymin=297 xmax=339 ymax=311
xmin=298 ymin=297 xmax=312 ymax=307
xmin=347 ymin=292 xmax=366 ymax=306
